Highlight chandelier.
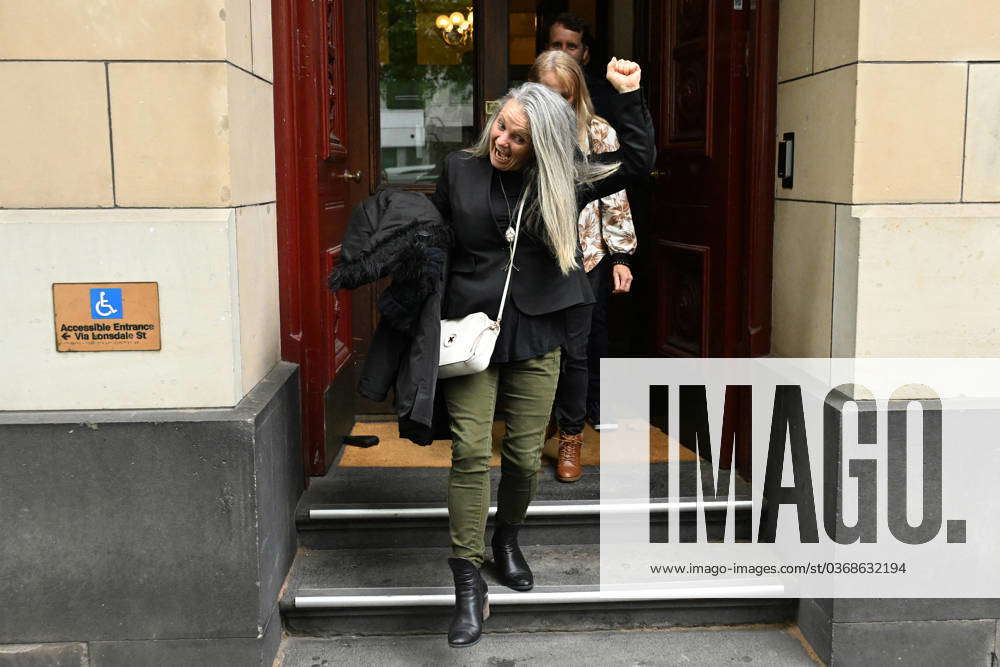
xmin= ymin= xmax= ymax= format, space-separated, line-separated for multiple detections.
xmin=435 ymin=8 xmax=473 ymax=47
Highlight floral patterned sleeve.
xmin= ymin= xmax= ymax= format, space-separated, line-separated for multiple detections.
xmin=578 ymin=119 xmax=637 ymax=272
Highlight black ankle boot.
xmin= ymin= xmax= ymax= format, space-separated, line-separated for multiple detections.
xmin=491 ymin=521 xmax=533 ymax=591
xmin=447 ymin=557 xmax=489 ymax=648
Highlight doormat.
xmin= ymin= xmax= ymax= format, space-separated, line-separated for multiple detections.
xmin=337 ymin=421 xmax=697 ymax=467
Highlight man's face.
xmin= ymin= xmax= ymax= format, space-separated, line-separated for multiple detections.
xmin=547 ymin=23 xmax=588 ymax=64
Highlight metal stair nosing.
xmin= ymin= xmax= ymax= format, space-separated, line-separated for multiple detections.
xmin=289 ymin=580 xmax=785 ymax=610
xmin=295 ymin=498 xmax=755 ymax=548
xmin=304 ymin=498 xmax=752 ymax=521
xmin=279 ymin=579 xmax=796 ymax=636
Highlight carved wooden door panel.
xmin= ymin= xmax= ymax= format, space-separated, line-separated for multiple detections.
xmin=644 ymin=0 xmax=750 ymax=358
xmin=639 ymin=0 xmax=778 ymax=479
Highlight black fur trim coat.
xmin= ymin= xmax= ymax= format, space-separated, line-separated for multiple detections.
xmin=328 ymin=189 xmax=452 ymax=445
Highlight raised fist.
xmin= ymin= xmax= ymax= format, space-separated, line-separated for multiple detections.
xmin=606 ymin=57 xmax=641 ymax=93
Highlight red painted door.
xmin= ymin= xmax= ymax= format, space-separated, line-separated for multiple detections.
xmin=274 ymin=0 xmax=358 ymax=477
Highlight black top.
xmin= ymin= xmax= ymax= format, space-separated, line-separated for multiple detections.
xmin=430 ymin=89 xmax=656 ymax=365
xmin=584 ymin=69 xmax=616 ymax=123
xmin=489 ymin=169 xmax=567 ymax=363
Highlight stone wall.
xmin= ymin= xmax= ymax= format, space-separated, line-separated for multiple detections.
xmin=0 ymin=362 xmax=303 ymax=666
xmin=772 ymin=0 xmax=859 ymax=356
xmin=0 ymin=9 xmax=299 ymax=664
xmin=0 ymin=0 xmax=279 ymax=409
xmin=776 ymin=3 xmax=1000 ymax=662
xmin=771 ymin=0 xmax=1000 ymax=357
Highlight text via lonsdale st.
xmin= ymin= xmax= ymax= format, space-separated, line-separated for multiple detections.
xmin=52 ymin=282 xmax=161 ymax=352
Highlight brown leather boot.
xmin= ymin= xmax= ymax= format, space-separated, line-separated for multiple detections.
xmin=556 ymin=432 xmax=583 ymax=483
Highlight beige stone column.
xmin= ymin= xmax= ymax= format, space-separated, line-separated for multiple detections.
xmin=772 ymin=0 xmax=859 ymax=357
xmin=772 ymin=0 xmax=1000 ymax=358
xmin=0 ymin=0 xmax=279 ymax=409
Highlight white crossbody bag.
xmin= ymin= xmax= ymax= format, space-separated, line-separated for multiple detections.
xmin=438 ymin=197 xmax=524 ymax=379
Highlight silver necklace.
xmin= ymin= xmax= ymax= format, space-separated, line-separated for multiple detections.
xmin=497 ymin=174 xmax=516 ymax=244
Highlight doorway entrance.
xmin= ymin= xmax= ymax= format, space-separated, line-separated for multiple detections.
xmin=273 ymin=0 xmax=777 ymax=478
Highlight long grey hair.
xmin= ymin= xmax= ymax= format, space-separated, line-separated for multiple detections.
xmin=464 ymin=82 xmax=619 ymax=274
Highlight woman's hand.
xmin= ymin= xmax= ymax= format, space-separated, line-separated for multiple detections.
xmin=606 ymin=57 xmax=641 ymax=94
xmin=612 ymin=264 xmax=633 ymax=293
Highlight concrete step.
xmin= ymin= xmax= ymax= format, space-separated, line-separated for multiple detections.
xmin=279 ymin=545 xmax=792 ymax=637
xmin=275 ymin=626 xmax=818 ymax=666
xmin=297 ymin=465 xmax=752 ymax=548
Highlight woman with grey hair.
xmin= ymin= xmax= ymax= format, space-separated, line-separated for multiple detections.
xmin=430 ymin=57 xmax=653 ymax=648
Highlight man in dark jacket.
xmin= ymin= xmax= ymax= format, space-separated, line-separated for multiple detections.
xmin=544 ymin=12 xmax=616 ymax=122
xmin=328 ymin=189 xmax=452 ymax=445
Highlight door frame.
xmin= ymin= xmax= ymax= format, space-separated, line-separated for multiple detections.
xmin=475 ymin=0 xmax=510 ymax=129
xmin=744 ymin=0 xmax=778 ymax=357
xmin=272 ymin=0 xmax=778 ymax=476
xmin=272 ymin=0 xmax=310 ymax=475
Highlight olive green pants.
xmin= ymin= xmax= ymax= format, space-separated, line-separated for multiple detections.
xmin=442 ymin=348 xmax=561 ymax=567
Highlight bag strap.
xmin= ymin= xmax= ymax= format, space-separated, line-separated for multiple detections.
xmin=496 ymin=196 xmax=525 ymax=325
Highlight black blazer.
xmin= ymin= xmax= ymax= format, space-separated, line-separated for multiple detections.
xmin=431 ymin=88 xmax=655 ymax=321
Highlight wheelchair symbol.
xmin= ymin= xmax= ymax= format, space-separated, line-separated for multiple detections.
xmin=90 ymin=288 xmax=123 ymax=319
xmin=94 ymin=292 xmax=118 ymax=317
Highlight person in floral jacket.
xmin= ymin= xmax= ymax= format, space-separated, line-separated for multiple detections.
xmin=529 ymin=50 xmax=638 ymax=482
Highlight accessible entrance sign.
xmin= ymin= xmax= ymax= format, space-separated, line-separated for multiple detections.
xmin=52 ymin=282 xmax=161 ymax=352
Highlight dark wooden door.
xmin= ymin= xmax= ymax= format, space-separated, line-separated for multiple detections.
xmin=274 ymin=0 xmax=359 ymax=477
xmin=638 ymin=0 xmax=777 ymax=476
xmin=643 ymin=0 xmax=750 ymax=358
xmin=638 ymin=0 xmax=776 ymax=360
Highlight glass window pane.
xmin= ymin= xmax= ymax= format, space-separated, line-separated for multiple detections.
xmin=378 ymin=1 xmax=474 ymax=187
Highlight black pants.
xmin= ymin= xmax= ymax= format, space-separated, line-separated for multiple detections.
xmin=554 ymin=257 xmax=611 ymax=434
